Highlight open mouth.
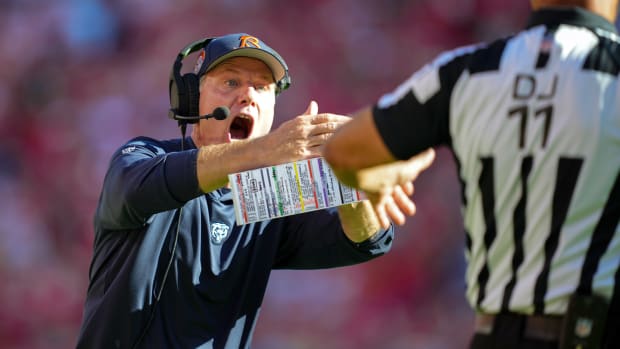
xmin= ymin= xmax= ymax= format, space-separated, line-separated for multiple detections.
xmin=230 ymin=115 xmax=253 ymax=139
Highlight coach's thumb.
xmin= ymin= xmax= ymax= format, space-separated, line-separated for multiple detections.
xmin=303 ymin=100 xmax=318 ymax=115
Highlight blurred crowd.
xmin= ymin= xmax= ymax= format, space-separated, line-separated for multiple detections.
xmin=0 ymin=0 xmax=533 ymax=348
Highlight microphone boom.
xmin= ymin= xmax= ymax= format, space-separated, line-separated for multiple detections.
xmin=169 ymin=106 xmax=230 ymax=123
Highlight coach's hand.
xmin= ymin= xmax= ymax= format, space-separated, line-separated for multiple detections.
xmin=262 ymin=101 xmax=351 ymax=164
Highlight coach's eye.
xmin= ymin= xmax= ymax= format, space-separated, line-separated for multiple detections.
xmin=225 ymin=79 xmax=239 ymax=88
xmin=254 ymin=84 xmax=269 ymax=92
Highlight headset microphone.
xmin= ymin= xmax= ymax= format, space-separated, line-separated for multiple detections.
xmin=169 ymin=106 xmax=230 ymax=123
xmin=174 ymin=106 xmax=230 ymax=152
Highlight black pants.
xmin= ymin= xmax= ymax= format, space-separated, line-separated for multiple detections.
xmin=469 ymin=310 xmax=619 ymax=349
xmin=470 ymin=333 xmax=558 ymax=349
xmin=469 ymin=313 xmax=558 ymax=349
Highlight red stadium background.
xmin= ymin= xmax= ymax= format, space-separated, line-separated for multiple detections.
xmin=0 ymin=1 xmax=537 ymax=348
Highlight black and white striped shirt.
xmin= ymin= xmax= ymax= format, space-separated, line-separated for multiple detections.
xmin=372 ymin=7 xmax=620 ymax=316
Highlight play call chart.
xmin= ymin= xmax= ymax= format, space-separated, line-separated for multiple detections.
xmin=229 ymin=157 xmax=363 ymax=225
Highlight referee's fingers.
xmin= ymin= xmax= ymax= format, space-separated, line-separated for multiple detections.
xmin=393 ymin=186 xmax=416 ymax=216
xmin=370 ymin=197 xmax=391 ymax=230
xmin=385 ymin=199 xmax=406 ymax=226
xmin=401 ymin=182 xmax=414 ymax=196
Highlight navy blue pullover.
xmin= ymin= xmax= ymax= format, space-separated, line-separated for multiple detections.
xmin=76 ymin=137 xmax=393 ymax=349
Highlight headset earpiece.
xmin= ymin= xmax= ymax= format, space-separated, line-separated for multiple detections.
xmin=168 ymin=38 xmax=214 ymax=123
xmin=169 ymin=70 xmax=199 ymax=118
xmin=183 ymin=73 xmax=200 ymax=116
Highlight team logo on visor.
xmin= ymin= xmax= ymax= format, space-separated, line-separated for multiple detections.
xmin=239 ymin=35 xmax=260 ymax=48
xmin=210 ymin=223 xmax=230 ymax=244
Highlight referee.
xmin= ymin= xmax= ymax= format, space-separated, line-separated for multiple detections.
xmin=324 ymin=0 xmax=620 ymax=348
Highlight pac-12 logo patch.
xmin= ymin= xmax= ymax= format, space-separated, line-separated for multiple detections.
xmin=194 ymin=50 xmax=205 ymax=74
xmin=210 ymin=223 xmax=230 ymax=244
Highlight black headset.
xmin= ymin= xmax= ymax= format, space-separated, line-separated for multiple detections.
xmin=168 ymin=37 xmax=215 ymax=124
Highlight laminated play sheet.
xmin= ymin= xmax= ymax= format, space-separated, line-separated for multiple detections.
xmin=228 ymin=157 xmax=363 ymax=225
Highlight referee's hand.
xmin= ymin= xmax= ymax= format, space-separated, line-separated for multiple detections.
xmin=357 ymin=149 xmax=435 ymax=229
